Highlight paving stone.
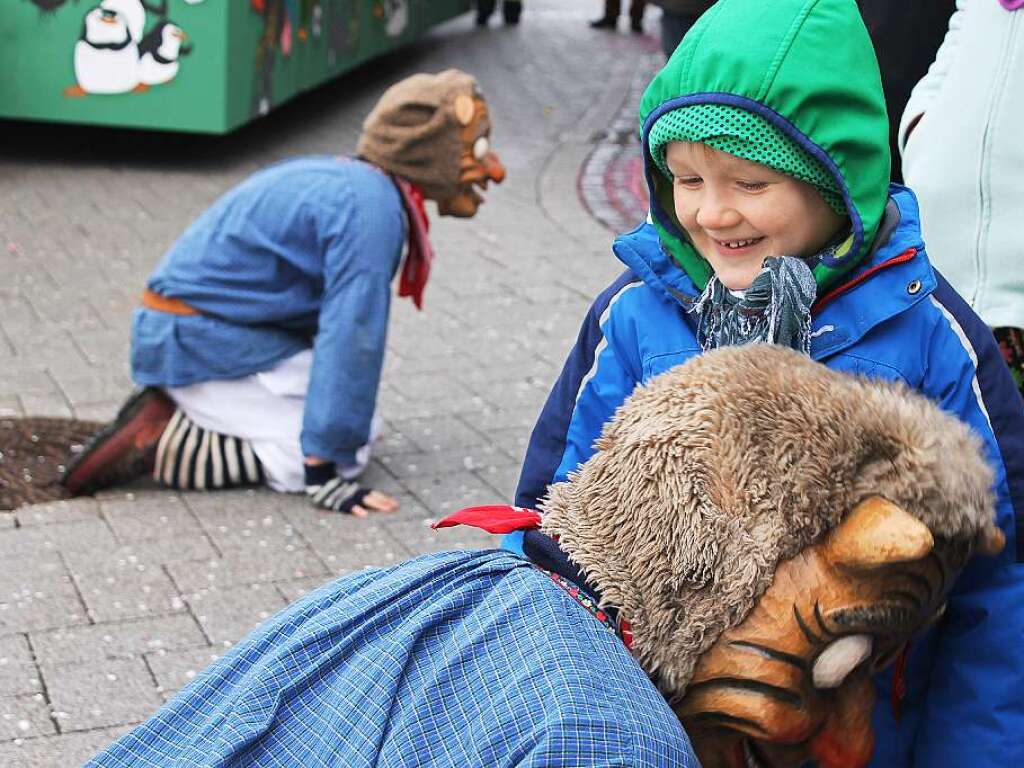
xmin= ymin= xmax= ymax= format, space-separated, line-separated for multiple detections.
xmin=275 ymin=575 xmax=340 ymax=604
xmin=0 ymin=513 xmax=15 ymax=530
xmin=145 ymin=645 xmax=224 ymax=699
xmin=166 ymin=547 xmax=328 ymax=594
xmin=0 ymin=397 xmax=24 ymax=418
xmin=15 ymin=498 xmax=100 ymax=527
xmin=0 ymin=726 xmax=131 ymax=768
xmin=0 ymin=694 xmax=56 ymax=740
xmin=190 ymin=504 xmax=306 ymax=558
xmin=0 ymin=520 xmax=118 ymax=561
xmin=0 ymin=636 xmax=41 ymax=697
xmin=372 ymin=422 xmax=423 ymax=457
xmin=43 ymin=657 xmax=161 ymax=731
xmin=31 ymin=614 xmax=206 ymax=667
xmin=50 ymin=369 xmax=133 ymax=410
xmin=70 ymin=400 xmax=126 ymax=422
xmin=186 ymin=584 xmax=287 ymax=646
xmin=99 ymin=493 xmax=202 ymax=543
xmin=385 ymin=516 xmax=499 ymax=558
xmin=73 ymin=560 xmax=184 ymax=623
xmin=474 ymin=463 xmax=523 ymax=501
xmin=387 ymin=416 xmax=489 ymax=453
xmin=403 ymin=470 xmax=506 ymax=516
xmin=281 ymin=512 xmax=406 ymax=572
xmin=378 ymin=444 xmax=517 ymax=480
xmin=457 ymin=405 xmax=544 ymax=433
xmin=0 ymin=553 xmax=87 ymax=635
xmin=62 ymin=537 xmax=219 ymax=574
xmin=354 ymin=459 xmax=408 ymax=497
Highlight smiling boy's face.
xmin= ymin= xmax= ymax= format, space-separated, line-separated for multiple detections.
xmin=665 ymin=141 xmax=846 ymax=290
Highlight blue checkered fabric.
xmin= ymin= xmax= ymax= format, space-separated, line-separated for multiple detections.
xmin=86 ymin=550 xmax=698 ymax=767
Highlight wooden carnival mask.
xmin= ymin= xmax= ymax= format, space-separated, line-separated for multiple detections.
xmin=675 ymin=496 xmax=1005 ymax=768
xmin=435 ymin=93 xmax=506 ymax=218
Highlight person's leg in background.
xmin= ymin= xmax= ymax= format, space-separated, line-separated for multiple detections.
xmin=476 ymin=0 xmax=496 ymax=26
xmin=591 ymin=0 xmax=621 ymax=29
xmin=502 ymin=0 xmax=522 ymax=25
xmin=628 ymin=0 xmax=647 ymax=32
xmin=659 ymin=11 xmax=700 ymax=58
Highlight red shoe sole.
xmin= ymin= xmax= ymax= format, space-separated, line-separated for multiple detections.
xmin=60 ymin=388 xmax=175 ymax=495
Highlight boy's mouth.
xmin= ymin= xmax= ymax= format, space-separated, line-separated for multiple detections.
xmin=714 ymin=236 xmax=765 ymax=250
xmin=710 ymin=236 xmax=766 ymax=257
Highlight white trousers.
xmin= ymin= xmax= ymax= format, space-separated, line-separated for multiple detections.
xmin=165 ymin=350 xmax=376 ymax=493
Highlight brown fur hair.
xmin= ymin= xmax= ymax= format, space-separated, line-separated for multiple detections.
xmin=541 ymin=344 xmax=996 ymax=698
xmin=357 ymin=69 xmax=480 ymax=201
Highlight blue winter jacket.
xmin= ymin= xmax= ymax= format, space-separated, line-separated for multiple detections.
xmin=131 ymin=156 xmax=406 ymax=466
xmin=515 ymin=188 xmax=1024 ymax=766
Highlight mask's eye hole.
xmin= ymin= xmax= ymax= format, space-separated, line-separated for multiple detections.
xmin=812 ymin=634 xmax=873 ymax=689
xmin=473 ymin=136 xmax=490 ymax=161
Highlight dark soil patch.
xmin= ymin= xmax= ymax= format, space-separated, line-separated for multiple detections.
xmin=0 ymin=418 xmax=102 ymax=510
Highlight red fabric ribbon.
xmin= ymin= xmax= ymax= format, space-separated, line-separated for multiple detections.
xmin=433 ymin=505 xmax=542 ymax=534
xmin=392 ymin=177 xmax=434 ymax=310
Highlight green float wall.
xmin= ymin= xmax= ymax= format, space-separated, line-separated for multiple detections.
xmin=1 ymin=1 xmax=470 ymax=134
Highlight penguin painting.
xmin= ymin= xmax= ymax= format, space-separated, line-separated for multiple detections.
xmin=373 ymin=0 xmax=408 ymax=38
xmin=138 ymin=21 xmax=192 ymax=86
xmin=99 ymin=0 xmax=147 ymax=43
xmin=65 ymin=5 xmax=143 ymax=96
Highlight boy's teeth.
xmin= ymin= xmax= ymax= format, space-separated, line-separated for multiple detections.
xmin=723 ymin=238 xmax=756 ymax=248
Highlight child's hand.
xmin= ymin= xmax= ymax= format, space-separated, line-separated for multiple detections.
xmin=303 ymin=459 xmax=399 ymax=516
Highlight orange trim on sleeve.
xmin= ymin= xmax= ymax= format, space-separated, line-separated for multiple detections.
xmin=141 ymin=289 xmax=200 ymax=317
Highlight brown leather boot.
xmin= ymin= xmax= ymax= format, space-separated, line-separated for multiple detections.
xmin=60 ymin=388 xmax=176 ymax=495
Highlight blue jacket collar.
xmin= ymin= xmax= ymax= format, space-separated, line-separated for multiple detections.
xmin=611 ymin=185 xmax=936 ymax=361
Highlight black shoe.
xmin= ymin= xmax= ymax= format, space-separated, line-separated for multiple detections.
xmin=476 ymin=12 xmax=490 ymax=26
xmin=630 ymin=17 xmax=643 ymax=33
xmin=503 ymin=2 xmax=522 ymax=25
xmin=590 ymin=16 xmax=617 ymax=29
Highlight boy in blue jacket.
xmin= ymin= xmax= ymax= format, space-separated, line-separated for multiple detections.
xmin=515 ymin=0 xmax=1024 ymax=764
xmin=62 ymin=69 xmax=506 ymax=517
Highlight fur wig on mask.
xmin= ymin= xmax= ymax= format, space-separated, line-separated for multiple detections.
xmin=541 ymin=344 xmax=997 ymax=699
xmin=356 ymin=69 xmax=482 ymax=201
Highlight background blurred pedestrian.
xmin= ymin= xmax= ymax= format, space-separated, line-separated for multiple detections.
xmin=476 ymin=0 xmax=522 ymax=26
xmin=590 ymin=0 xmax=647 ymax=32
xmin=857 ymin=0 xmax=956 ymax=182
xmin=650 ymin=1 xmax=716 ymax=58
xmin=900 ymin=0 xmax=1024 ymax=399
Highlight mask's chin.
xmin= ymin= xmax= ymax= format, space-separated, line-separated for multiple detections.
xmin=437 ymin=189 xmax=482 ymax=218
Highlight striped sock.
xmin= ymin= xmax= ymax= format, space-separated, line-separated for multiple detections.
xmin=153 ymin=410 xmax=265 ymax=490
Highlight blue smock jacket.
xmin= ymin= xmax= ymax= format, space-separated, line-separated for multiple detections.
xmin=86 ymin=550 xmax=699 ymax=768
xmin=131 ymin=156 xmax=406 ymax=466
xmin=515 ymin=189 xmax=1024 ymax=766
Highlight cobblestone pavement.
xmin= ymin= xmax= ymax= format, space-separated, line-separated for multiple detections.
xmin=0 ymin=3 xmax=660 ymax=764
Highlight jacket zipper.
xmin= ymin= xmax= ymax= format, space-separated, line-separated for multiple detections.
xmin=974 ymin=12 xmax=1019 ymax=308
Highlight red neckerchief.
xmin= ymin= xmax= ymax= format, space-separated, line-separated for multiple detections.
xmin=434 ymin=505 xmax=634 ymax=650
xmin=392 ymin=177 xmax=434 ymax=310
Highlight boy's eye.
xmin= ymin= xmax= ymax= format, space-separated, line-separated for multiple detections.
xmin=738 ymin=180 xmax=769 ymax=191
xmin=676 ymin=176 xmax=702 ymax=187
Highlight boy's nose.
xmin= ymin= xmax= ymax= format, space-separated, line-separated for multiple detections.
xmin=694 ymin=195 xmax=741 ymax=231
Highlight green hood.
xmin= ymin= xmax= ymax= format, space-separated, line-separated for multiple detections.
xmin=639 ymin=0 xmax=890 ymax=291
